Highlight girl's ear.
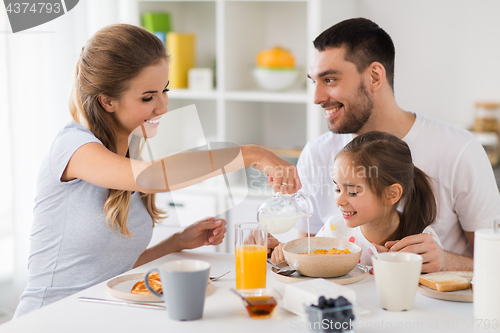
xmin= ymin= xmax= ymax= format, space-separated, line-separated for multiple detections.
xmin=384 ymin=183 xmax=403 ymax=206
xmin=98 ymin=94 xmax=116 ymax=113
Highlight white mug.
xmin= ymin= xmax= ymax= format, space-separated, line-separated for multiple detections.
xmin=372 ymin=252 xmax=423 ymax=311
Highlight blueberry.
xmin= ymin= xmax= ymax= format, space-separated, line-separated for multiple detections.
xmin=318 ymin=296 xmax=327 ymax=309
xmin=327 ymin=298 xmax=336 ymax=307
xmin=336 ymin=296 xmax=350 ymax=307
xmin=342 ymin=308 xmax=353 ymax=318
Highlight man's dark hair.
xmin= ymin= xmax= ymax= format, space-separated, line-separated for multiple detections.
xmin=314 ymin=18 xmax=395 ymax=90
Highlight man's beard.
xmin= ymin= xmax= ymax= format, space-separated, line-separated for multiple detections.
xmin=328 ymin=81 xmax=374 ymax=134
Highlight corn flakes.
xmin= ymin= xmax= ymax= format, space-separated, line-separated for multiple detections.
xmin=300 ymin=247 xmax=351 ymax=255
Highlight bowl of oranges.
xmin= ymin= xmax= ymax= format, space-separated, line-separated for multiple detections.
xmin=253 ymin=46 xmax=299 ymax=91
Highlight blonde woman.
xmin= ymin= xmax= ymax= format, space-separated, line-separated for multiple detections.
xmin=14 ymin=24 xmax=300 ymax=317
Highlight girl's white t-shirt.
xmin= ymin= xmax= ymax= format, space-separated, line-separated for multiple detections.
xmin=316 ymin=216 xmax=443 ymax=266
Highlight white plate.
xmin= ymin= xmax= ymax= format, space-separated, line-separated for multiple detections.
xmin=106 ymin=273 xmax=164 ymax=303
xmin=417 ymin=271 xmax=473 ymax=302
xmin=271 ymin=263 xmax=369 ymax=285
xmin=106 ymin=273 xmax=213 ymax=303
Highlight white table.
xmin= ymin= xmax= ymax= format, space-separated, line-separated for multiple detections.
xmin=0 ymin=251 xmax=491 ymax=333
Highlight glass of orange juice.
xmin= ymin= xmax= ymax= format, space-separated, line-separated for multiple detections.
xmin=235 ymin=222 xmax=268 ymax=290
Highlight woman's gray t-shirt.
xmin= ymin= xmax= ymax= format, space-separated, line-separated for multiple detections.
xmin=14 ymin=121 xmax=153 ymax=317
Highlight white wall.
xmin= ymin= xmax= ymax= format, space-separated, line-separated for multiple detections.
xmin=319 ymin=0 xmax=500 ymax=128
xmin=1 ymin=0 xmax=122 ymax=315
xmin=357 ymin=0 xmax=500 ymax=128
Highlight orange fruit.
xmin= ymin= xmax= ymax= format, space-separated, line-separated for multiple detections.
xmin=256 ymin=46 xmax=295 ymax=69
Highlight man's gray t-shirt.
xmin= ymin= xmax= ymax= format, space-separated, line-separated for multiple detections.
xmin=15 ymin=121 xmax=153 ymax=317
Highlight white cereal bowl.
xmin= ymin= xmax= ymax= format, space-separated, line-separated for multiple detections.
xmin=252 ymin=67 xmax=299 ymax=91
xmin=283 ymin=237 xmax=362 ymax=278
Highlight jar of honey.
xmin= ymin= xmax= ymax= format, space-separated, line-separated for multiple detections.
xmin=474 ymin=102 xmax=500 ymax=133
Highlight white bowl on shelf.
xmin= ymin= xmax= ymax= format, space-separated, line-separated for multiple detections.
xmin=253 ymin=67 xmax=299 ymax=91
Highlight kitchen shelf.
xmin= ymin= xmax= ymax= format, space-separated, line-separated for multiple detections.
xmin=224 ymin=90 xmax=308 ymax=104
xmin=121 ymin=0 xmax=343 ymax=252
xmin=121 ymin=0 xmax=337 ymax=141
xmin=168 ymin=89 xmax=218 ymax=100
xmin=168 ymin=89 xmax=309 ymax=104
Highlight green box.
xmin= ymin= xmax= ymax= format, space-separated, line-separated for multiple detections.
xmin=142 ymin=12 xmax=171 ymax=33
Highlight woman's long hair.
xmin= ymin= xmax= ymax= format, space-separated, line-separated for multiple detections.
xmin=69 ymin=24 xmax=167 ymax=236
xmin=338 ymin=131 xmax=436 ymax=243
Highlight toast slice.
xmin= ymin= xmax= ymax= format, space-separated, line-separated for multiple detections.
xmin=419 ymin=273 xmax=469 ymax=292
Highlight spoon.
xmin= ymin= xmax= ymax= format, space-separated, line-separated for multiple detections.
xmin=266 ymin=259 xmax=297 ymax=276
xmin=210 ymin=270 xmax=230 ymax=281
xmin=369 ymin=243 xmax=381 ymax=260
xmin=230 ymin=288 xmax=255 ymax=306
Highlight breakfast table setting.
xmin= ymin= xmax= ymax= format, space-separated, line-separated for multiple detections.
xmin=2 ymin=192 xmax=498 ymax=333
xmin=0 ymin=248 xmax=494 ymax=333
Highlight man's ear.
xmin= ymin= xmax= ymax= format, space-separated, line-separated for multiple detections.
xmin=367 ymin=62 xmax=386 ymax=92
xmin=98 ymin=94 xmax=116 ymax=113
xmin=384 ymin=183 xmax=403 ymax=206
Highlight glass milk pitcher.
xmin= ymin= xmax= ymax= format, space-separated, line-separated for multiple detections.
xmin=257 ymin=191 xmax=313 ymax=234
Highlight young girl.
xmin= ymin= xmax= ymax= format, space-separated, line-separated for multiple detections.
xmin=15 ymin=24 xmax=300 ymax=317
xmin=271 ymin=131 xmax=441 ymax=267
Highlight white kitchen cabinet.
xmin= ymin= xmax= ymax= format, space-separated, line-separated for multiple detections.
xmin=120 ymin=0 xmax=349 ymax=252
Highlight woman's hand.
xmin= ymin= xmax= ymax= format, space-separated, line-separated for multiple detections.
xmin=243 ymin=145 xmax=302 ymax=194
xmin=270 ymin=243 xmax=286 ymax=265
xmin=133 ymin=217 xmax=226 ymax=268
xmin=178 ymin=217 xmax=227 ymax=250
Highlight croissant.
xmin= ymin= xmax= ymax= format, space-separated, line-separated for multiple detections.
xmin=131 ymin=272 xmax=162 ymax=295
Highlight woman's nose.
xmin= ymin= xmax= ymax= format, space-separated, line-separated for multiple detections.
xmin=156 ymin=95 xmax=168 ymax=115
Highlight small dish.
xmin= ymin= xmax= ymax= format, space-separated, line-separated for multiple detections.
xmin=252 ymin=67 xmax=299 ymax=91
xmin=235 ymin=288 xmax=282 ymax=319
xmin=417 ymin=271 xmax=473 ymax=302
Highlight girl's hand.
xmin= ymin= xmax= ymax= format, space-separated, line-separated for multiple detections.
xmin=270 ymin=243 xmax=286 ymax=265
xmin=368 ymin=243 xmax=389 ymax=275
xmin=178 ymin=217 xmax=226 ymax=250
xmin=267 ymin=233 xmax=280 ymax=255
xmin=370 ymin=243 xmax=390 ymax=254
xmin=246 ymin=146 xmax=301 ymax=194
xmin=244 ymin=232 xmax=279 ymax=256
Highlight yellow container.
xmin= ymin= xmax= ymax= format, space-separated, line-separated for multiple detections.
xmin=166 ymin=33 xmax=196 ymax=89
